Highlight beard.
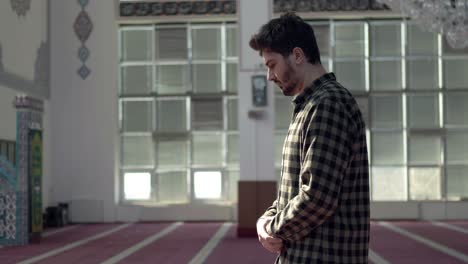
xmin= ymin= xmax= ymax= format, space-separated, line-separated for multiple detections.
xmin=276 ymin=61 xmax=299 ymax=96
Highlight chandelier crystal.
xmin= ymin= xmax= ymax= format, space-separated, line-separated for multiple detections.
xmin=377 ymin=0 xmax=468 ymax=49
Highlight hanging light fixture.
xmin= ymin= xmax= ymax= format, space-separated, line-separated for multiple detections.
xmin=377 ymin=0 xmax=468 ymax=49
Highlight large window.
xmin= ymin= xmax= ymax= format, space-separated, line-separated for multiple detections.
xmin=119 ymin=23 xmax=239 ymax=204
xmin=275 ymin=20 xmax=468 ymax=202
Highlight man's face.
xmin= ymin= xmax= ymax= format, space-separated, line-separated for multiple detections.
xmin=262 ymin=50 xmax=299 ymax=96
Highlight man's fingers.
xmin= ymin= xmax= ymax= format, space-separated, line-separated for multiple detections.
xmin=265 ymin=236 xmax=282 ymax=244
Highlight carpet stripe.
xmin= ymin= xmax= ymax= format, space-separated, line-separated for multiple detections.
xmin=188 ymin=222 xmax=232 ymax=264
xmin=34 ymin=223 xmax=171 ymax=264
xmin=368 ymin=249 xmax=391 ymax=264
xmin=17 ymin=223 xmax=131 ymax=264
xmin=100 ymin=222 xmax=182 ymax=264
xmin=0 ymin=224 xmax=121 ymax=264
xmin=379 ymin=221 xmax=468 ymax=263
xmin=431 ymin=221 xmax=468 ymax=235
xmin=42 ymin=225 xmax=81 ymax=237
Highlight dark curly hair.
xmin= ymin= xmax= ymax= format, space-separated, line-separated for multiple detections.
xmin=249 ymin=12 xmax=321 ymax=65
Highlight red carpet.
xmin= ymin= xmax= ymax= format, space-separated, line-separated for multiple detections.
xmin=0 ymin=224 xmax=121 ymax=264
xmin=393 ymin=221 xmax=468 ymax=255
xmin=370 ymin=222 xmax=466 ymax=264
xmin=205 ymin=225 xmax=277 ymax=264
xmin=0 ymin=221 xmax=467 ymax=263
xmin=35 ymin=223 xmax=171 ymax=264
xmin=117 ymin=222 xmax=222 ymax=264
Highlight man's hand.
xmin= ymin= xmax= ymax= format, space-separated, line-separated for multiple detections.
xmin=257 ymin=216 xmax=283 ymax=254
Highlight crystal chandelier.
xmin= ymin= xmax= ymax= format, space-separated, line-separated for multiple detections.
xmin=377 ymin=0 xmax=468 ymax=49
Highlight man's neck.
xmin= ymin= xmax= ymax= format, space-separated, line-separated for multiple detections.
xmin=300 ymin=64 xmax=326 ymax=91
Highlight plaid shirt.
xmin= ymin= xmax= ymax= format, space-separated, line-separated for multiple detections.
xmin=263 ymin=73 xmax=370 ymax=263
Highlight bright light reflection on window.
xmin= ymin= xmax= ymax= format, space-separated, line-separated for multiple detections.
xmin=194 ymin=171 xmax=222 ymax=199
xmin=124 ymin=172 xmax=151 ymax=200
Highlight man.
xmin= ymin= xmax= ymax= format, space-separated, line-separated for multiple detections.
xmin=250 ymin=13 xmax=370 ymax=263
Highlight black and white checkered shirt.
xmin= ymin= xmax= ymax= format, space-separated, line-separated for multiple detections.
xmin=263 ymin=73 xmax=370 ymax=263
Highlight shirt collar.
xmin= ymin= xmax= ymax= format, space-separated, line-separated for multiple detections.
xmin=292 ymin=72 xmax=336 ymax=106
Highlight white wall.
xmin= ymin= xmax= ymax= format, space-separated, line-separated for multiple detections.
xmin=50 ymin=0 xmax=119 ymax=222
xmin=0 ymin=86 xmax=17 ymax=141
xmin=0 ymin=0 xmax=48 ymax=80
xmin=238 ymin=0 xmax=276 ymax=182
xmin=0 ymin=0 xmax=50 ymax=208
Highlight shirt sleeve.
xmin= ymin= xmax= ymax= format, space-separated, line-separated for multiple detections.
xmin=266 ymin=98 xmax=353 ymax=241
xmin=261 ymin=199 xmax=278 ymax=218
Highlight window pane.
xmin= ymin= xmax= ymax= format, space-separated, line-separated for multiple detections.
xmin=227 ymin=63 xmax=238 ymax=93
xmin=335 ymin=24 xmax=365 ymax=57
xmin=409 ymin=135 xmax=441 ymax=165
xmin=311 ymin=24 xmax=330 ymax=57
xmin=334 ymin=61 xmax=365 ymax=91
xmin=446 ymin=165 xmax=468 ymax=200
xmin=446 ymin=132 xmax=468 ymax=164
xmin=194 ymin=171 xmax=222 ymax=199
xmin=275 ymin=132 xmax=287 ymax=166
xmin=355 ymin=97 xmax=369 ymax=126
xmin=158 ymin=171 xmax=188 ymax=203
xmin=121 ymin=30 xmax=152 ymax=61
xmin=193 ymin=64 xmax=222 ymax=93
xmin=192 ymin=134 xmax=222 ymax=166
xmin=370 ymin=23 xmax=401 ymax=57
xmin=371 ymin=95 xmax=402 ymax=128
xmin=124 ymin=172 xmax=151 ymax=200
xmin=407 ymin=59 xmax=438 ymax=90
xmin=157 ymin=99 xmax=187 ymax=132
xmin=227 ymin=134 xmax=239 ymax=165
xmin=192 ymin=28 xmax=221 ymax=60
xmin=442 ymin=38 xmax=468 ymax=55
xmin=226 ymin=170 xmax=239 ymax=202
xmin=226 ymin=27 xmax=237 ymax=57
xmin=408 ymin=94 xmax=439 ymax=128
xmin=409 ymin=167 xmax=441 ymax=200
xmin=372 ymin=167 xmax=407 ymax=201
xmin=227 ymin=98 xmax=238 ymax=130
xmin=407 ymin=24 xmax=437 ymax=56
xmin=122 ymin=100 xmax=153 ymax=132
xmin=156 ymin=137 xmax=188 ymax=168
xmin=372 ymin=132 xmax=404 ymax=165
xmin=370 ymin=60 xmax=402 ymax=91
xmin=192 ymin=98 xmax=223 ymax=130
xmin=121 ymin=66 xmax=152 ymax=95
xmin=444 ymin=60 xmax=468 ymax=89
xmin=155 ymin=65 xmax=188 ymax=94
xmin=122 ymin=135 xmax=154 ymax=167
xmin=275 ymin=96 xmax=293 ymax=130
xmin=445 ymin=93 xmax=468 ymax=126
xmin=155 ymin=28 xmax=187 ymax=60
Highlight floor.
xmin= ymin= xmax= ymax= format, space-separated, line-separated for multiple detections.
xmin=0 ymin=221 xmax=467 ymax=263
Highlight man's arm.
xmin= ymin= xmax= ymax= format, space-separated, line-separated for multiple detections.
xmin=266 ymin=98 xmax=353 ymax=242
xmin=261 ymin=199 xmax=278 ymax=218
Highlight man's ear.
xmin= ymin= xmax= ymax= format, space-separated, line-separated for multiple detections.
xmin=292 ymin=47 xmax=305 ymax=64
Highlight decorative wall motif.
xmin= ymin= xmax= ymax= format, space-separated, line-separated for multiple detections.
xmin=0 ymin=157 xmax=15 ymax=185
xmin=119 ymin=1 xmax=237 ymax=17
xmin=0 ymin=96 xmax=44 ymax=246
xmin=273 ymin=0 xmax=389 ymax=13
xmin=74 ymin=0 xmax=93 ymax=80
xmin=0 ymin=193 xmax=16 ymax=240
xmin=34 ymin=42 xmax=49 ymax=87
xmin=10 ymin=0 xmax=31 ymax=17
